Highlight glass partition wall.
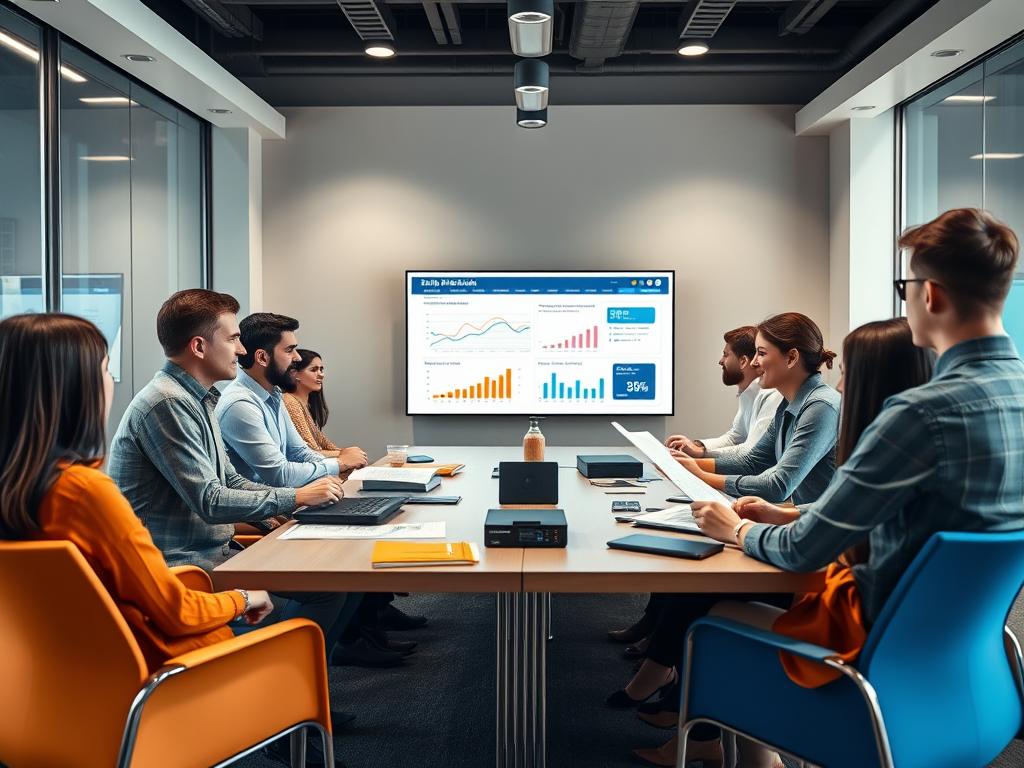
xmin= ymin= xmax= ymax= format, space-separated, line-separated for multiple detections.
xmin=902 ymin=36 xmax=1024 ymax=349
xmin=0 ymin=2 xmax=208 ymax=431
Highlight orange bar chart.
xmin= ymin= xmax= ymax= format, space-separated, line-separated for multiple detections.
xmin=432 ymin=368 xmax=514 ymax=399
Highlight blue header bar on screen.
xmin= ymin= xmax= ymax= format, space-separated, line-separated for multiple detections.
xmin=410 ymin=275 xmax=671 ymax=295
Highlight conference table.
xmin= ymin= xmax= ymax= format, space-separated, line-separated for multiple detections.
xmin=213 ymin=446 xmax=824 ymax=768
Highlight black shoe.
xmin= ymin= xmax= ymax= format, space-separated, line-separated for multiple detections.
xmin=605 ymin=672 xmax=677 ymax=709
xmin=378 ymin=603 xmax=428 ymax=631
xmin=330 ymin=636 xmax=405 ymax=667
xmin=607 ymin=623 xmax=650 ymax=644
xmin=362 ymin=627 xmax=417 ymax=655
xmin=264 ymin=733 xmax=345 ymax=767
xmin=624 ymin=642 xmax=648 ymax=658
xmin=637 ymin=675 xmax=681 ymax=717
xmin=330 ymin=711 xmax=357 ymax=729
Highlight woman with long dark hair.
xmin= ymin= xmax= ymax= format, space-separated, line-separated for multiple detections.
xmin=674 ymin=312 xmax=841 ymax=506
xmin=283 ymin=349 xmax=366 ymax=473
xmin=630 ymin=317 xmax=934 ymax=767
xmin=0 ymin=313 xmax=274 ymax=672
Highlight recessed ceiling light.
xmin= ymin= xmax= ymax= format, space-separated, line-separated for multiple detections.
xmin=851 ymin=105 xmax=876 ymax=111
xmin=60 ymin=66 xmax=86 ymax=83
xmin=677 ymin=39 xmax=710 ymax=57
xmin=931 ymin=49 xmax=963 ymax=58
xmin=943 ymin=95 xmax=995 ymax=103
xmin=208 ymin=108 xmax=233 ymax=114
xmin=364 ymin=41 xmax=396 ymax=58
xmin=0 ymin=30 xmax=39 ymax=60
xmin=80 ymin=155 xmax=132 ymax=161
xmin=970 ymin=153 xmax=1023 ymax=160
xmin=122 ymin=54 xmax=155 ymax=62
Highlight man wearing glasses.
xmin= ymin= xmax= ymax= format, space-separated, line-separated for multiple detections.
xmin=695 ymin=208 xmax=1024 ymax=631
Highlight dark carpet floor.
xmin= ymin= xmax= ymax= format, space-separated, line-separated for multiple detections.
xmin=232 ymin=591 xmax=1024 ymax=768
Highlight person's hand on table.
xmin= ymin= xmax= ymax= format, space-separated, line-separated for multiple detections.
xmin=666 ymin=435 xmax=704 ymax=457
xmin=339 ymin=446 xmax=368 ymax=471
xmin=691 ymin=501 xmax=744 ymax=544
xmin=732 ymin=496 xmax=800 ymax=526
xmin=295 ymin=475 xmax=345 ymax=507
xmin=243 ymin=590 xmax=274 ymax=624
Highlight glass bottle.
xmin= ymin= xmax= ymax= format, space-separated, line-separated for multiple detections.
xmin=523 ymin=416 xmax=546 ymax=461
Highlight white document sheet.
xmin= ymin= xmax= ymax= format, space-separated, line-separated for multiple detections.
xmin=630 ymin=504 xmax=703 ymax=534
xmin=611 ymin=422 xmax=735 ymax=505
xmin=349 ymin=467 xmax=439 ymax=483
xmin=279 ymin=522 xmax=447 ymax=540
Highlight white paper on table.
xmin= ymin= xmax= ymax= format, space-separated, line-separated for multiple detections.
xmin=630 ymin=505 xmax=703 ymax=534
xmin=279 ymin=522 xmax=447 ymax=540
xmin=611 ymin=422 xmax=735 ymax=505
xmin=349 ymin=467 xmax=439 ymax=483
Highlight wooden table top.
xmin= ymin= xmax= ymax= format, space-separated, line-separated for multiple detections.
xmin=212 ymin=445 xmax=824 ymax=595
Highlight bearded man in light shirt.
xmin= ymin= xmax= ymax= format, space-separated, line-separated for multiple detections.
xmin=665 ymin=326 xmax=783 ymax=458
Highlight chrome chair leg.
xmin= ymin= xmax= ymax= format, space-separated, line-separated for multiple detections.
xmin=547 ymin=594 xmax=553 ymax=641
xmin=722 ymin=731 xmax=738 ymax=767
xmin=290 ymin=727 xmax=307 ymax=768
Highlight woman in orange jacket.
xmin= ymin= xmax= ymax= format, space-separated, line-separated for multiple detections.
xmin=0 ymin=312 xmax=274 ymax=674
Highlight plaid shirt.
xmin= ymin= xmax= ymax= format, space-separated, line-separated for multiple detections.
xmin=108 ymin=361 xmax=297 ymax=572
xmin=743 ymin=335 xmax=1024 ymax=623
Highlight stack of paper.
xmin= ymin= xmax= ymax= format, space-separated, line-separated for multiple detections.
xmin=611 ymin=422 xmax=735 ymax=505
xmin=279 ymin=522 xmax=446 ymax=540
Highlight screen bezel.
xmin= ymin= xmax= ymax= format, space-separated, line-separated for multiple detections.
xmin=405 ymin=269 xmax=676 ymax=417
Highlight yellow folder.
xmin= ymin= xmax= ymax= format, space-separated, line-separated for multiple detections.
xmin=371 ymin=541 xmax=480 ymax=568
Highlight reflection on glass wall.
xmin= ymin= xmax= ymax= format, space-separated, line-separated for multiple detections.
xmin=0 ymin=6 xmax=42 ymax=320
xmin=903 ymin=37 xmax=1024 ymax=348
xmin=59 ymin=42 xmax=203 ymax=427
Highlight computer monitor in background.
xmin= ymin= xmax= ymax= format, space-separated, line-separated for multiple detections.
xmin=0 ymin=274 xmax=124 ymax=382
xmin=406 ymin=271 xmax=675 ymax=416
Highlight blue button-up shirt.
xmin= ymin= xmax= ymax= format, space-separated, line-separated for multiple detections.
xmin=108 ymin=361 xmax=296 ymax=572
xmin=215 ymin=368 xmax=339 ymax=487
xmin=713 ymin=373 xmax=840 ymax=505
xmin=744 ymin=335 xmax=1024 ymax=623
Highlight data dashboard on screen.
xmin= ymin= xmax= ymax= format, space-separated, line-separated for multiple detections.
xmin=406 ymin=271 xmax=674 ymax=415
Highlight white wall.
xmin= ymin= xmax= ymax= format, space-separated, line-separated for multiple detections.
xmin=829 ymin=110 xmax=898 ymax=349
xmin=261 ymin=105 xmax=831 ymax=454
xmin=213 ymin=126 xmax=263 ymax=316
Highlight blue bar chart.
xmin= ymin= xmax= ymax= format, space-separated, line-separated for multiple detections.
xmin=541 ymin=371 xmax=606 ymax=401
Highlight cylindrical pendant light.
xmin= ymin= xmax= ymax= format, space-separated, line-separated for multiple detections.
xmin=514 ymin=59 xmax=549 ymax=112
xmin=508 ymin=0 xmax=553 ymax=58
xmin=517 ymin=108 xmax=547 ymax=129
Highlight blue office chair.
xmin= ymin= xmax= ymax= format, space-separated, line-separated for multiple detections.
xmin=676 ymin=531 xmax=1024 ymax=768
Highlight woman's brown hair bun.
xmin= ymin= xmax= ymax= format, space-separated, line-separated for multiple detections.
xmin=819 ymin=349 xmax=837 ymax=370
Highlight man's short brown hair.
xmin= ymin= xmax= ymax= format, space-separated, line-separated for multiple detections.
xmin=723 ymin=326 xmax=757 ymax=361
xmin=899 ymin=208 xmax=1019 ymax=318
xmin=157 ymin=289 xmax=240 ymax=357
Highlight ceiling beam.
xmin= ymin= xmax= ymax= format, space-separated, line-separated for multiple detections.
xmin=421 ymin=1 xmax=448 ymax=44
xmin=779 ymin=0 xmax=841 ymax=35
xmin=439 ymin=1 xmax=462 ymax=45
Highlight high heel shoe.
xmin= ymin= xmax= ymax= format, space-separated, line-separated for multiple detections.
xmin=634 ymin=736 xmax=723 ymax=768
xmin=605 ymin=669 xmax=676 ymax=709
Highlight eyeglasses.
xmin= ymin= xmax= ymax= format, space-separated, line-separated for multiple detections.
xmin=893 ymin=278 xmax=930 ymax=301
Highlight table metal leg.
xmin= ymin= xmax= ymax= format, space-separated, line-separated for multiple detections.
xmin=496 ymin=592 xmax=549 ymax=768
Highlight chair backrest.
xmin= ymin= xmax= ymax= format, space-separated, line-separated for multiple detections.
xmin=859 ymin=530 xmax=1024 ymax=768
xmin=0 ymin=540 xmax=149 ymax=768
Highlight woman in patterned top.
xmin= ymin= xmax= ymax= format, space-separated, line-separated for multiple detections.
xmin=283 ymin=349 xmax=367 ymax=476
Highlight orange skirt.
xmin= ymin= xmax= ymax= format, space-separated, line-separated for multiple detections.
xmin=771 ymin=562 xmax=867 ymax=688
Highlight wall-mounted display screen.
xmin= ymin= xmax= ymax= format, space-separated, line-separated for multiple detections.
xmin=0 ymin=274 xmax=124 ymax=382
xmin=406 ymin=271 xmax=674 ymax=415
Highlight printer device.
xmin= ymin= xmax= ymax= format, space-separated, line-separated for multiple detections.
xmin=484 ymin=509 xmax=567 ymax=548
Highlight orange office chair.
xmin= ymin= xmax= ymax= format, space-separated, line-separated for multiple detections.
xmin=0 ymin=540 xmax=333 ymax=768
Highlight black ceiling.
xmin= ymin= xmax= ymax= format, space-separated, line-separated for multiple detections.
xmin=137 ymin=0 xmax=942 ymax=107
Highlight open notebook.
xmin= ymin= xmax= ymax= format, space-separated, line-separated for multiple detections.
xmin=611 ymin=422 xmax=735 ymax=505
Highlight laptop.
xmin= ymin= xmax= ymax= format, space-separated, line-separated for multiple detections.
xmin=293 ymin=496 xmax=409 ymax=526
